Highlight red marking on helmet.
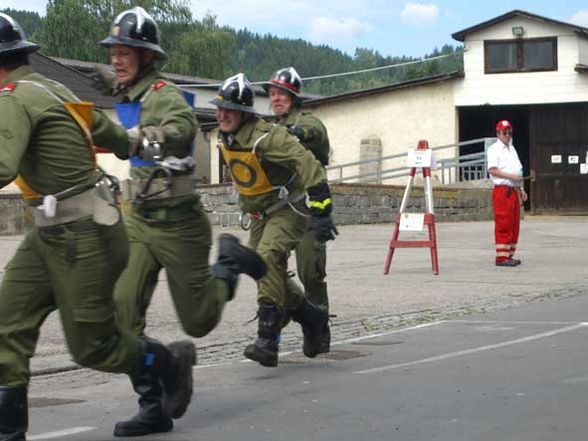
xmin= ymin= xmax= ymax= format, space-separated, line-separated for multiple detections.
xmin=153 ymin=80 xmax=167 ymax=91
xmin=0 ymin=83 xmax=17 ymax=93
xmin=271 ymin=78 xmax=299 ymax=94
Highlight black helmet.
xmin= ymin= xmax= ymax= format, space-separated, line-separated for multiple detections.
xmin=262 ymin=66 xmax=302 ymax=97
xmin=210 ymin=73 xmax=256 ymax=113
xmin=99 ymin=6 xmax=166 ymax=59
xmin=0 ymin=13 xmax=40 ymax=56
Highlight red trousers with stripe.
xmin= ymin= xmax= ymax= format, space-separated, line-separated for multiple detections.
xmin=492 ymin=185 xmax=520 ymax=263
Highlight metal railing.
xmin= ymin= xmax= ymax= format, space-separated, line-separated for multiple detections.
xmin=326 ymin=137 xmax=495 ymax=185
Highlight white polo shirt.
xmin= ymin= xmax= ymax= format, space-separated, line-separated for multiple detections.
xmin=486 ymin=139 xmax=523 ymax=187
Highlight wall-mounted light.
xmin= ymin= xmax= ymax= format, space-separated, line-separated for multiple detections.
xmin=512 ymin=26 xmax=524 ymax=37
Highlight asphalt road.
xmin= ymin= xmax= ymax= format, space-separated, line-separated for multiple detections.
xmin=0 ymin=218 xmax=586 ymax=376
xmin=27 ymin=292 xmax=588 ymax=441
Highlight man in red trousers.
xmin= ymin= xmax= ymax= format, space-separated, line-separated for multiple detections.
xmin=487 ymin=120 xmax=528 ymax=267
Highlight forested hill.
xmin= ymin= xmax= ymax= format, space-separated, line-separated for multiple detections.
xmin=2 ymin=2 xmax=463 ymax=96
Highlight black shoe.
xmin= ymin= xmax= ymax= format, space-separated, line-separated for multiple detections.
xmin=113 ymin=412 xmax=173 ymax=437
xmin=217 ymin=234 xmax=267 ymax=279
xmin=0 ymin=432 xmax=26 ymax=441
xmin=292 ymin=299 xmax=329 ymax=358
xmin=113 ymin=371 xmax=173 ymax=437
xmin=0 ymin=386 xmax=27 ymax=441
xmin=244 ymin=338 xmax=279 ymax=367
xmin=244 ymin=303 xmax=281 ymax=367
xmin=496 ymin=259 xmax=519 ymax=267
xmin=511 ymin=258 xmax=521 ymax=265
xmin=161 ymin=341 xmax=196 ymax=419
xmin=212 ymin=234 xmax=267 ymax=299
xmin=318 ymin=325 xmax=331 ymax=354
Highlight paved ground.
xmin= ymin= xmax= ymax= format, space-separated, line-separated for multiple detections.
xmin=0 ymin=216 xmax=586 ymax=374
xmin=27 ymin=291 xmax=588 ymax=441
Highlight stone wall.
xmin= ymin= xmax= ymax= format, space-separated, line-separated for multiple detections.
xmin=198 ymin=182 xmax=493 ymax=226
xmin=0 ymin=183 xmax=492 ymax=235
xmin=0 ymin=193 xmax=34 ymax=235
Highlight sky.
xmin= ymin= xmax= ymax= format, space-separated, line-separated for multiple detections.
xmin=4 ymin=0 xmax=588 ymax=58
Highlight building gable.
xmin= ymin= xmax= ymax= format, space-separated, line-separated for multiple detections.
xmin=453 ymin=10 xmax=588 ymax=106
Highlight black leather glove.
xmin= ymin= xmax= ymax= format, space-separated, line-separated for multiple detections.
xmin=287 ymin=124 xmax=315 ymax=143
xmin=309 ymin=215 xmax=338 ymax=242
xmin=307 ymin=181 xmax=337 ymax=242
xmin=89 ymin=64 xmax=125 ymax=96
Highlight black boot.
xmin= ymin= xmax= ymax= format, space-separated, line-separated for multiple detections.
xmin=291 ymin=298 xmax=330 ymax=358
xmin=243 ymin=303 xmax=282 ymax=367
xmin=113 ymin=371 xmax=173 ymax=437
xmin=212 ymin=234 xmax=267 ymax=299
xmin=0 ymin=386 xmax=27 ymax=441
xmin=319 ymin=325 xmax=331 ymax=354
xmin=134 ymin=338 xmax=197 ymax=420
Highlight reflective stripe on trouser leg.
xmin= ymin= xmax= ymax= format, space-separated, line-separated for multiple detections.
xmin=510 ymin=195 xmax=520 ymax=258
xmin=493 ymin=186 xmax=519 ymax=263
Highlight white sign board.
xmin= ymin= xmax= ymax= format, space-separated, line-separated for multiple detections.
xmin=568 ymin=155 xmax=579 ymax=164
xmin=399 ymin=213 xmax=425 ymax=231
xmin=581 ymin=163 xmax=588 ymax=175
xmin=407 ymin=150 xmax=435 ymax=168
xmin=551 ymin=155 xmax=562 ymax=164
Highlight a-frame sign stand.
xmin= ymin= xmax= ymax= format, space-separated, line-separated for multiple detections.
xmin=383 ymin=140 xmax=439 ymax=275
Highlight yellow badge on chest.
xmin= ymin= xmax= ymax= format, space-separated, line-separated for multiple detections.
xmin=219 ymin=143 xmax=274 ymax=196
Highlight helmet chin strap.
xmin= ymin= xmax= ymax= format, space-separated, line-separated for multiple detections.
xmin=126 ymin=48 xmax=156 ymax=87
xmin=236 ymin=111 xmax=253 ymax=131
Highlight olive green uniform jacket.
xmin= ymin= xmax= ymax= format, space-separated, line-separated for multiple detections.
xmin=220 ymin=116 xmax=326 ymax=309
xmin=0 ymin=66 xmax=140 ymax=386
xmin=114 ymin=69 xmax=230 ymax=338
xmin=274 ymin=108 xmax=331 ymax=311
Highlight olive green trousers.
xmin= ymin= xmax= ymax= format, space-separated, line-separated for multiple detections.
xmin=295 ymin=229 xmax=329 ymax=311
xmin=0 ymin=219 xmax=140 ymax=386
xmin=114 ymin=200 xmax=230 ymax=339
xmin=249 ymin=207 xmax=306 ymax=311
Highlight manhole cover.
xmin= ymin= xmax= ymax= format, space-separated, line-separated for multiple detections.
xmin=30 ymin=397 xmax=85 ymax=408
xmin=320 ymin=349 xmax=366 ymax=361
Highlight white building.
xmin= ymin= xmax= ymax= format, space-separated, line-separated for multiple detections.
xmin=208 ymin=9 xmax=587 ymax=213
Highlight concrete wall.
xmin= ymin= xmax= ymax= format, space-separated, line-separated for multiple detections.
xmin=207 ymin=80 xmax=459 ymax=186
xmin=309 ymin=80 xmax=459 ymax=186
xmin=455 ymin=17 xmax=588 ymax=106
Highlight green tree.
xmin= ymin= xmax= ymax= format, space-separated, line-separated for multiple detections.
xmin=35 ymin=0 xmax=191 ymax=63
xmin=166 ymin=13 xmax=234 ymax=79
xmin=0 ymin=8 xmax=42 ymax=38
xmin=27 ymin=0 xmax=463 ymax=96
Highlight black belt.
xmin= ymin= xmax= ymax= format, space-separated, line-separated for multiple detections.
xmin=39 ymin=217 xmax=98 ymax=235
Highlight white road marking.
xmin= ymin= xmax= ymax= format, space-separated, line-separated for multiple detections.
xmin=28 ymin=426 xmax=95 ymax=440
xmin=447 ymin=319 xmax=586 ymax=325
xmin=355 ymin=322 xmax=588 ymax=375
xmin=339 ymin=321 xmax=445 ymax=344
